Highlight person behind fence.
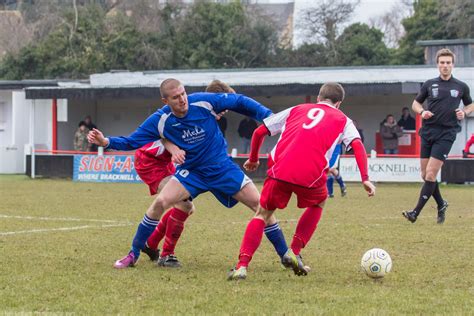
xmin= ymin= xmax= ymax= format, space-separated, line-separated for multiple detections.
xmin=353 ymin=120 xmax=364 ymax=143
xmin=74 ymin=121 xmax=90 ymax=151
xmin=84 ymin=115 xmax=98 ymax=151
xmin=381 ymin=114 xmax=403 ymax=155
xmin=238 ymin=117 xmax=257 ymax=154
xmin=206 ymin=79 xmax=235 ymax=138
xmin=398 ymin=107 xmax=416 ymax=130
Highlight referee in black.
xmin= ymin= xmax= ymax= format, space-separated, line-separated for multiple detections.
xmin=403 ymin=48 xmax=473 ymax=224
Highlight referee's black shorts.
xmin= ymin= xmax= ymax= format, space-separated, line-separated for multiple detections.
xmin=419 ymin=126 xmax=457 ymax=161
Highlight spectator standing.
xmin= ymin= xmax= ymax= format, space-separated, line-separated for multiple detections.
xmin=84 ymin=115 xmax=97 ymax=130
xmin=74 ymin=121 xmax=90 ymax=151
xmin=238 ymin=117 xmax=257 ymax=154
xmin=381 ymin=114 xmax=403 ymax=154
xmin=398 ymin=107 xmax=416 ymax=130
xmin=84 ymin=115 xmax=98 ymax=151
xmin=353 ymin=120 xmax=364 ymax=143
xmin=217 ymin=116 xmax=227 ymax=137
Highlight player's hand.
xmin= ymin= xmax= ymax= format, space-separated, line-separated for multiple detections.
xmin=362 ymin=181 xmax=376 ymax=197
xmin=455 ymin=109 xmax=466 ymax=121
xmin=215 ymin=110 xmax=228 ymax=120
xmin=243 ymin=159 xmax=260 ymax=172
xmin=171 ymin=149 xmax=186 ymax=165
xmin=87 ymin=128 xmax=108 ymax=147
xmin=421 ymin=110 xmax=434 ymax=120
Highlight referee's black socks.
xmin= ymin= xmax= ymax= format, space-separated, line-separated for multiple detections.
xmin=414 ymin=180 xmax=437 ymax=215
xmin=432 ymin=181 xmax=445 ymax=207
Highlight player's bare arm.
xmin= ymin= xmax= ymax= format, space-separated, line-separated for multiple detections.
xmin=87 ymin=128 xmax=109 ymax=147
xmin=412 ymin=100 xmax=433 ymax=120
xmin=161 ymin=138 xmax=186 ymax=165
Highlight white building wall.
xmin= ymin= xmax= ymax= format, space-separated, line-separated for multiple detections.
xmin=0 ymin=90 xmax=13 ymax=145
xmin=0 ymin=90 xmax=52 ymax=173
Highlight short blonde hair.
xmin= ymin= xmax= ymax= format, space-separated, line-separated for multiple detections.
xmin=160 ymin=78 xmax=182 ymax=98
xmin=318 ymin=82 xmax=345 ymax=104
xmin=436 ymin=48 xmax=455 ymax=63
xmin=205 ymin=80 xmax=235 ymax=93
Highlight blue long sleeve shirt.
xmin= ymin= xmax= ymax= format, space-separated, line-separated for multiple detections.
xmin=108 ymin=92 xmax=272 ymax=170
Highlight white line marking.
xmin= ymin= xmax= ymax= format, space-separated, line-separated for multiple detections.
xmin=0 ymin=223 xmax=132 ymax=236
xmin=0 ymin=214 xmax=129 ymax=224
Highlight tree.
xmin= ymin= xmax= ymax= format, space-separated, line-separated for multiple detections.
xmin=393 ymin=0 xmax=473 ymax=65
xmin=176 ymin=2 xmax=277 ymax=68
xmin=438 ymin=0 xmax=474 ymax=39
xmin=0 ymin=4 xmax=141 ymax=79
xmin=0 ymin=1 xmax=279 ymax=79
xmin=369 ymin=1 xmax=413 ymax=48
xmin=270 ymin=43 xmax=329 ymax=68
xmin=335 ymin=23 xmax=390 ymax=66
xmin=297 ymin=0 xmax=360 ymax=63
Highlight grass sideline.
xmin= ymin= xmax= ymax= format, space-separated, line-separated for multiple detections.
xmin=0 ymin=175 xmax=473 ymax=314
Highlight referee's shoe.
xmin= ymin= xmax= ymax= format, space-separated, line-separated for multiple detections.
xmin=402 ymin=210 xmax=418 ymax=223
xmin=437 ymin=200 xmax=448 ymax=224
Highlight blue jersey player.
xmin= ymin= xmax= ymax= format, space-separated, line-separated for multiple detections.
xmin=326 ymin=144 xmax=347 ymax=198
xmin=89 ymin=78 xmax=290 ymax=270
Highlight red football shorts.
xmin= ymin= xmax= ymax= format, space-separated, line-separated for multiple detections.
xmin=260 ymin=177 xmax=328 ymax=211
xmin=134 ymin=153 xmax=175 ymax=195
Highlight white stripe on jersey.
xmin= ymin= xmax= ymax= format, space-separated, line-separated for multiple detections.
xmin=264 ymin=106 xmax=295 ymax=136
xmin=158 ymin=112 xmax=171 ymax=138
xmin=191 ymin=101 xmax=218 ymax=117
xmin=341 ymin=119 xmax=360 ymax=151
xmin=146 ymin=140 xmax=166 ymax=157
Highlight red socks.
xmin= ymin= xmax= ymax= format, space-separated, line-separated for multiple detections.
xmin=291 ymin=205 xmax=323 ymax=255
xmin=236 ymin=218 xmax=266 ymax=269
xmin=161 ymin=208 xmax=190 ymax=257
xmin=146 ymin=209 xmax=172 ymax=250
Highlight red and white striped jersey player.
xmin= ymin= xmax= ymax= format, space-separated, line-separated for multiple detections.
xmin=228 ymin=82 xmax=376 ymax=280
xmin=134 ymin=140 xmax=192 ymax=267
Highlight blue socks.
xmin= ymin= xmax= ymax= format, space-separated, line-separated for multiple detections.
xmin=131 ymin=214 xmax=159 ymax=258
xmin=336 ymin=175 xmax=345 ymax=188
xmin=264 ymin=222 xmax=288 ymax=258
xmin=327 ymin=175 xmax=334 ymax=196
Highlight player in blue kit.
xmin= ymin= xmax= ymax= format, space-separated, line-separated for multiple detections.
xmin=89 ymin=78 xmax=291 ymax=270
xmin=326 ymin=144 xmax=347 ymax=198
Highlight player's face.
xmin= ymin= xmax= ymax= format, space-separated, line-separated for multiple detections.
xmin=162 ymin=85 xmax=188 ymax=117
xmin=437 ymin=56 xmax=453 ymax=79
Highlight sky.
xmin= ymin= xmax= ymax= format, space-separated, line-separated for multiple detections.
xmin=290 ymin=0 xmax=407 ymax=47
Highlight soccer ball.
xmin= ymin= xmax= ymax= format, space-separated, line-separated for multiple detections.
xmin=360 ymin=248 xmax=392 ymax=279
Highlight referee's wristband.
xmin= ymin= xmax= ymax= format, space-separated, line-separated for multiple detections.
xmin=420 ymin=110 xmax=425 ymax=116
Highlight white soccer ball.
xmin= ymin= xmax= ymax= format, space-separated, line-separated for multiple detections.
xmin=361 ymin=248 xmax=392 ymax=279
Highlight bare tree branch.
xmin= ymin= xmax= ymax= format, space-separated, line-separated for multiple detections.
xmin=369 ymin=2 xmax=412 ymax=48
xmin=297 ymin=0 xmax=360 ymax=46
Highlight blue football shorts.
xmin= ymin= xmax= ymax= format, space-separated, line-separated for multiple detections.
xmin=172 ymin=158 xmax=252 ymax=208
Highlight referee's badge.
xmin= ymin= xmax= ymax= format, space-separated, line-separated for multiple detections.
xmin=432 ymin=87 xmax=439 ymax=98
xmin=450 ymin=89 xmax=459 ymax=98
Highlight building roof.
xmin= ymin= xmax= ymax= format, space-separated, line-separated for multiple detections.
xmin=0 ymin=80 xmax=58 ymax=90
xmin=23 ymin=65 xmax=474 ymax=99
xmin=417 ymin=39 xmax=474 ymax=46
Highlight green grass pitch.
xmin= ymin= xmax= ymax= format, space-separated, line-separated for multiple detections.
xmin=0 ymin=175 xmax=473 ymax=314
